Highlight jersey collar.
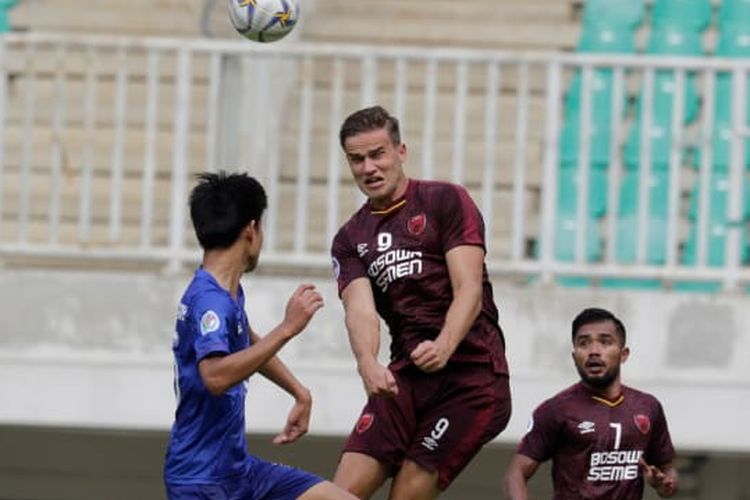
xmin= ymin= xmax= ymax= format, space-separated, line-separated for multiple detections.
xmin=369 ymin=178 xmax=413 ymax=216
xmin=579 ymin=382 xmax=625 ymax=408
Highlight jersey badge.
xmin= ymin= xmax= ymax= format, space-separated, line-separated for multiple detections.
xmin=407 ymin=212 xmax=427 ymax=235
xmin=633 ymin=414 xmax=651 ymax=434
xmin=200 ymin=310 xmax=221 ymax=335
xmin=355 ymin=412 xmax=374 ymax=434
xmin=331 ymin=257 xmax=341 ymax=280
xmin=578 ymin=421 xmax=596 ymax=434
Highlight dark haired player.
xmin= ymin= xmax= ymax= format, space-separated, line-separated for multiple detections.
xmin=164 ymin=172 xmax=356 ymax=500
xmin=504 ymin=307 xmax=678 ymax=499
xmin=330 ymin=105 xmax=512 ymax=499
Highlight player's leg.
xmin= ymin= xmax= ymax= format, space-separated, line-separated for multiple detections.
xmin=334 ymin=369 xmax=419 ymax=498
xmin=297 ymin=480 xmax=360 ymax=500
xmin=333 ymin=451 xmax=391 ymax=499
xmin=395 ymin=366 xmax=511 ymax=495
xmin=387 ymin=459 xmax=440 ymax=500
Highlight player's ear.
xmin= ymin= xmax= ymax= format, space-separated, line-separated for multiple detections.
xmin=243 ymin=220 xmax=257 ymax=242
xmin=397 ymin=141 xmax=407 ymax=161
xmin=620 ymin=346 xmax=630 ymax=364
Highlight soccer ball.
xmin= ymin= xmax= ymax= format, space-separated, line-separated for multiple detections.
xmin=228 ymin=0 xmax=300 ymax=43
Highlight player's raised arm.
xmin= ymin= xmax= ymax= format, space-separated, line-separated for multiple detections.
xmin=503 ymin=453 xmax=541 ymax=500
xmin=341 ymin=277 xmax=398 ymax=397
xmin=199 ymin=284 xmax=323 ymax=396
xmin=410 ymin=245 xmax=484 ymax=373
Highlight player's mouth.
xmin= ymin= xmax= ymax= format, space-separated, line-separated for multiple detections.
xmin=585 ymin=360 xmax=606 ymax=374
xmin=363 ymin=177 xmax=385 ymax=189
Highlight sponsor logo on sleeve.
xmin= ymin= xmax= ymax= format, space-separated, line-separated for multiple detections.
xmin=331 ymin=257 xmax=341 ymax=280
xmin=200 ymin=310 xmax=220 ymax=336
xmin=633 ymin=414 xmax=651 ymax=435
xmin=407 ymin=213 xmax=427 ymax=235
xmin=176 ymin=303 xmax=188 ymax=321
xmin=525 ymin=415 xmax=534 ymax=434
xmin=355 ymin=412 xmax=374 ymax=434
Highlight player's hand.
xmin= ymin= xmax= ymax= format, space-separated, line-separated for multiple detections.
xmin=639 ymin=458 xmax=677 ymax=497
xmin=281 ymin=284 xmax=324 ymax=338
xmin=410 ymin=339 xmax=452 ymax=373
xmin=273 ymin=389 xmax=312 ymax=445
xmin=359 ymin=360 xmax=399 ymax=397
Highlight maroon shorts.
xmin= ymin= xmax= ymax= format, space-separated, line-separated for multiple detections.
xmin=342 ymin=362 xmax=511 ymax=490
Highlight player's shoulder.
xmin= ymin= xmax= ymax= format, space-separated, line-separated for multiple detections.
xmin=534 ymin=383 xmax=582 ymax=414
xmin=335 ymin=203 xmax=370 ymax=239
xmin=622 ymin=384 xmax=664 ymax=408
xmin=411 ymin=178 xmax=466 ymax=197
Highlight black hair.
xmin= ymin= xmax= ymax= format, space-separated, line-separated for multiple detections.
xmin=339 ymin=105 xmax=401 ymax=148
xmin=571 ymin=307 xmax=627 ymax=345
xmin=189 ymin=171 xmax=267 ymax=250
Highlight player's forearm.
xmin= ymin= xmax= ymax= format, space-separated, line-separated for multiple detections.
xmin=199 ymin=327 xmax=294 ymax=395
xmin=346 ymin=314 xmax=381 ymax=371
xmin=437 ymin=281 xmax=482 ymax=352
xmin=502 ymin=471 xmax=529 ymax=500
xmin=258 ymin=353 xmax=311 ymax=402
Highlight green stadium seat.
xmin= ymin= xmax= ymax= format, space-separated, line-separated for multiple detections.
xmin=600 ymin=215 xmax=669 ymax=289
xmin=647 ymin=26 xmax=704 ymax=56
xmin=557 ymin=166 xmax=608 ymax=217
xmin=623 ymin=119 xmax=691 ymax=171
xmin=693 ymin=120 xmax=750 ymax=172
xmin=559 ymin=111 xmax=618 ymax=168
xmin=675 ymin=220 xmax=750 ymax=292
xmin=553 ymin=213 xmax=603 ymax=287
xmin=617 ymin=170 xmax=671 ymax=218
xmin=686 ymin=170 xmax=750 ymax=222
xmin=718 ymin=0 xmax=750 ymax=30
xmin=651 ymin=0 xmax=712 ymax=32
xmin=582 ymin=0 xmax=646 ymax=31
xmin=577 ymin=25 xmax=638 ymax=53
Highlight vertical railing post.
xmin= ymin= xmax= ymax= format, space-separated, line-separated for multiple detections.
xmin=166 ymin=48 xmax=192 ymax=273
xmin=539 ymin=61 xmax=562 ymax=283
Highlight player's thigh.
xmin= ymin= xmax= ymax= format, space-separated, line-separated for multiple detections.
xmin=340 ymin=376 xmax=418 ymax=469
xmin=242 ymin=459 xmax=323 ymax=500
xmin=297 ymin=480 xmax=359 ymax=500
xmin=407 ymin=370 xmax=511 ymax=489
xmin=334 ymin=451 xmax=391 ymax=499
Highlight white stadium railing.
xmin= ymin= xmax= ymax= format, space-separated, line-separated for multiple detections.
xmin=1 ymin=32 xmax=749 ymax=289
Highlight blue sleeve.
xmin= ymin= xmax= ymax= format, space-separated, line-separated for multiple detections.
xmin=190 ymin=291 xmax=235 ymax=362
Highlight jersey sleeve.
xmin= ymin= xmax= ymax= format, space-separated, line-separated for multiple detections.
xmin=645 ymin=400 xmax=676 ymax=466
xmin=190 ymin=291 xmax=235 ymax=362
xmin=517 ymin=401 xmax=559 ymax=462
xmin=437 ymin=184 xmax=486 ymax=253
xmin=331 ymin=227 xmax=367 ymax=296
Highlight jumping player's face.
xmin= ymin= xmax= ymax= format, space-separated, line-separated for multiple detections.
xmin=343 ymin=127 xmax=408 ymax=210
xmin=572 ymin=320 xmax=629 ymax=390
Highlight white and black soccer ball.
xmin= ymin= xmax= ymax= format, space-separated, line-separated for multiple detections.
xmin=228 ymin=0 xmax=300 ymax=43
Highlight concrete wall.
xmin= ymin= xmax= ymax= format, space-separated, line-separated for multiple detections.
xmin=2 ymin=268 xmax=750 ymax=498
xmin=1 ymin=268 xmax=749 ymax=453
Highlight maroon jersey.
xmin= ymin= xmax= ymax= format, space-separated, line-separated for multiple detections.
xmin=518 ymin=383 xmax=676 ymax=500
xmin=331 ymin=179 xmax=508 ymax=375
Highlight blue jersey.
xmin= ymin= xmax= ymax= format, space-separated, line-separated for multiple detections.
xmin=164 ymin=268 xmax=254 ymax=484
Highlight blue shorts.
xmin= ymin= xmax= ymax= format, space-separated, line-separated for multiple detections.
xmin=165 ymin=458 xmax=323 ymax=500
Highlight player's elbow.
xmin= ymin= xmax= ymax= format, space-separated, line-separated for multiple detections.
xmin=203 ymin=378 xmax=228 ymax=396
xmin=198 ymin=358 xmax=230 ymax=396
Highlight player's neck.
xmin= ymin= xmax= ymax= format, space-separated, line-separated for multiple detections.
xmin=583 ymin=379 xmax=622 ymax=402
xmin=202 ymin=250 xmax=244 ymax=299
